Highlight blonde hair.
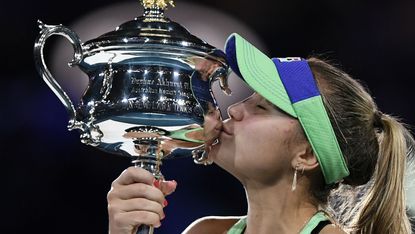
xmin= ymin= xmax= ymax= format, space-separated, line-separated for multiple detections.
xmin=307 ymin=57 xmax=414 ymax=233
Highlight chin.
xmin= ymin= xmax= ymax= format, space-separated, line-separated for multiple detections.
xmin=210 ymin=144 xmax=236 ymax=169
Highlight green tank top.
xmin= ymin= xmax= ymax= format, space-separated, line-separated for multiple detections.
xmin=227 ymin=211 xmax=330 ymax=234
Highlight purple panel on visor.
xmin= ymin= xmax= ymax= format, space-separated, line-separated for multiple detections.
xmin=272 ymin=58 xmax=320 ymax=104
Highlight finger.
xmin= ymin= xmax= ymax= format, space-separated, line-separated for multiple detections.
xmin=159 ymin=180 xmax=177 ymax=196
xmin=109 ymin=183 xmax=165 ymax=205
xmin=112 ymin=167 xmax=155 ymax=187
xmin=112 ymin=211 xmax=162 ymax=229
xmin=109 ymin=198 xmax=165 ymax=219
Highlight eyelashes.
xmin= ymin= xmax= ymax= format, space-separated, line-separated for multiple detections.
xmin=256 ymin=105 xmax=267 ymax=110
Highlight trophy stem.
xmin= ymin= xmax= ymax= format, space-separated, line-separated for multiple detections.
xmin=131 ymin=136 xmax=164 ymax=234
xmin=136 ymin=225 xmax=154 ymax=234
xmin=132 ymin=156 xmax=164 ymax=180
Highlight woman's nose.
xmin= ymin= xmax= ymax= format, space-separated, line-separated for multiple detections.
xmin=227 ymin=102 xmax=244 ymax=121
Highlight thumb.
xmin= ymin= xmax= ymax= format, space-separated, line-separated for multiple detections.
xmin=159 ymin=180 xmax=177 ymax=196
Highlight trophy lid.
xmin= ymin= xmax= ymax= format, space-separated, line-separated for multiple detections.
xmin=82 ymin=0 xmax=226 ymax=63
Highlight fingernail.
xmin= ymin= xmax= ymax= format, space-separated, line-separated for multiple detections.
xmin=163 ymin=199 xmax=168 ymax=207
xmin=153 ymin=179 xmax=160 ymax=188
xmin=161 ymin=213 xmax=166 ymax=220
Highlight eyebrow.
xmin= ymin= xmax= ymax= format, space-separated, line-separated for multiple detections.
xmin=252 ymin=94 xmax=286 ymax=113
xmin=263 ymin=99 xmax=288 ymax=114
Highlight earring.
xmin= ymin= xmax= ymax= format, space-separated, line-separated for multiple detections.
xmin=291 ymin=164 xmax=299 ymax=191
xmin=292 ymin=164 xmax=305 ymax=191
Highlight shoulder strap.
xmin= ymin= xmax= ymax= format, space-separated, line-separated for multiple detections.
xmin=227 ymin=217 xmax=247 ymax=234
xmin=226 ymin=212 xmax=331 ymax=234
xmin=311 ymin=220 xmax=332 ymax=234
xmin=300 ymin=211 xmax=331 ymax=234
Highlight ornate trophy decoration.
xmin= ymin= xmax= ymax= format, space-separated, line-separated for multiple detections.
xmin=34 ymin=1 xmax=230 ymax=233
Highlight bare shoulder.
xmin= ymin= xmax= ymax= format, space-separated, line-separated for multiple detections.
xmin=182 ymin=216 xmax=244 ymax=234
xmin=320 ymin=224 xmax=347 ymax=234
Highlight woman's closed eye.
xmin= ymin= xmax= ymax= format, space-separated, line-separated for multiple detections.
xmin=256 ymin=105 xmax=268 ymax=111
xmin=256 ymin=105 xmax=267 ymax=110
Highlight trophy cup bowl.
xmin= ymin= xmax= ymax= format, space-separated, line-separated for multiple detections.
xmin=34 ymin=1 xmax=230 ymax=233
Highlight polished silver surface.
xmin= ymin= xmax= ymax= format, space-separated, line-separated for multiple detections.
xmin=34 ymin=2 xmax=229 ymax=233
xmin=34 ymin=3 xmax=230 ymax=160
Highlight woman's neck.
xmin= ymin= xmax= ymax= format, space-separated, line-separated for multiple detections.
xmin=243 ymin=180 xmax=319 ymax=234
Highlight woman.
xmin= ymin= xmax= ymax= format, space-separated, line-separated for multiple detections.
xmin=107 ymin=33 xmax=414 ymax=233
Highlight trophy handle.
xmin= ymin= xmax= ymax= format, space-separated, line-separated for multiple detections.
xmin=33 ymin=20 xmax=83 ymax=130
xmin=192 ymin=66 xmax=231 ymax=165
xmin=212 ymin=67 xmax=232 ymax=96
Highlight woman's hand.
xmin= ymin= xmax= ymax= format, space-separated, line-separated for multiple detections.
xmin=203 ymin=104 xmax=223 ymax=153
xmin=107 ymin=167 xmax=177 ymax=234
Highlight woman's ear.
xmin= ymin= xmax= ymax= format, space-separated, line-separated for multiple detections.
xmin=291 ymin=144 xmax=319 ymax=171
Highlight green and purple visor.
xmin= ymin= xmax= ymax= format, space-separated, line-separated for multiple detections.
xmin=225 ymin=33 xmax=349 ymax=184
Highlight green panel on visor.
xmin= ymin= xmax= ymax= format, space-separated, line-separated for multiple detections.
xmin=293 ymin=96 xmax=349 ymax=184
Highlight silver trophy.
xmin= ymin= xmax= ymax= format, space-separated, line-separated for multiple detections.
xmin=34 ymin=0 xmax=230 ymax=233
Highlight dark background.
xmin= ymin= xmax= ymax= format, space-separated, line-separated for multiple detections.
xmin=2 ymin=0 xmax=414 ymax=233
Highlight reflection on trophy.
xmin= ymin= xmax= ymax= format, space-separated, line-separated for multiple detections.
xmin=33 ymin=0 xmax=230 ymax=233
